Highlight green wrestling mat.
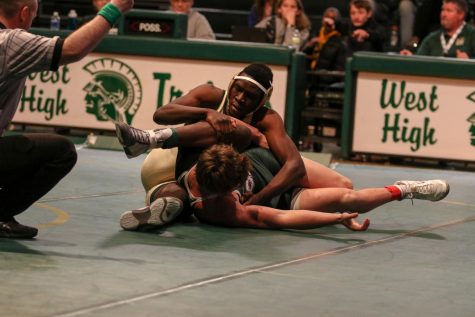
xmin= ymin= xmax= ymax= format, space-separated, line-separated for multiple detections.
xmin=1 ymin=146 xmax=473 ymax=317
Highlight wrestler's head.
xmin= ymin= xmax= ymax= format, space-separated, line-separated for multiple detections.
xmin=196 ymin=144 xmax=251 ymax=195
xmin=226 ymin=63 xmax=273 ymax=118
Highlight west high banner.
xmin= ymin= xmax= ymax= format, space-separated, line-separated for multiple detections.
xmin=14 ymin=53 xmax=288 ymax=131
xmin=352 ymin=72 xmax=475 ymax=161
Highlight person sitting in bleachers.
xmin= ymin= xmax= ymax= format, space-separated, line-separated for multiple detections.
xmin=304 ymin=7 xmax=347 ymax=72
xmin=303 ymin=7 xmax=347 ymax=110
xmin=255 ymin=0 xmax=311 ymax=50
xmin=346 ymin=0 xmax=387 ymax=56
xmin=400 ymin=0 xmax=475 ymax=58
xmin=169 ymin=0 xmax=215 ymax=40
xmin=248 ymin=0 xmax=276 ymax=27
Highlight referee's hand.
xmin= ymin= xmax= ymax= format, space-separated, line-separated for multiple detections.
xmin=110 ymin=0 xmax=135 ymax=13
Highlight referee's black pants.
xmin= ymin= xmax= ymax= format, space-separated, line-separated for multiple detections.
xmin=0 ymin=133 xmax=77 ymax=221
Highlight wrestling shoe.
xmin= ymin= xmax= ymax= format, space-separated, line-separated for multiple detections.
xmin=115 ymin=122 xmax=171 ymax=158
xmin=0 ymin=219 xmax=38 ymax=239
xmin=394 ymin=180 xmax=450 ymax=201
xmin=120 ymin=197 xmax=184 ymax=230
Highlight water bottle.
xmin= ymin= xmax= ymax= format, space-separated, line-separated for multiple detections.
xmin=291 ymin=28 xmax=301 ymax=51
xmin=390 ymin=25 xmax=399 ymax=49
xmin=50 ymin=11 xmax=60 ymax=30
xmin=67 ymin=9 xmax=78 ymax=30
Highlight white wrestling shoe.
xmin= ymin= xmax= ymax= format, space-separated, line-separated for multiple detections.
xmin=115 ymin=122 xmax=170 ymax=158
xmin=120 ymin=197 xmax=184 ymax=230
xmin=394 ymin=180 xmax=450 ymax=201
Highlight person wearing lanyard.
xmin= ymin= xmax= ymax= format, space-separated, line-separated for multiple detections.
xmin=400 ymin=0 xmax=475 ymax=58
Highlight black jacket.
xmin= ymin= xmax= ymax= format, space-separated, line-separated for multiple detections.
xmin=347 ymin=18 xmax=387 ymax=56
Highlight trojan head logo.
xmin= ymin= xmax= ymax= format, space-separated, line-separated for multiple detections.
xmin=83 ymin=58 xmax=142 ymax=124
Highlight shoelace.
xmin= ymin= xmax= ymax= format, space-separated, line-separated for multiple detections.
xmin=406 ymin=182 xmax=436 ymax=205
xmin=410 ymin=182 xmax=433 ymax=194
xmin=130 ymin=127 xmax=151 ymax=144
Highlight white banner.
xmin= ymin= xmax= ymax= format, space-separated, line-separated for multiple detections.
xmin=14 ymin=53 xmax=288 ymax=131
xmin=353 ymin=72 xmax=475 ymax=161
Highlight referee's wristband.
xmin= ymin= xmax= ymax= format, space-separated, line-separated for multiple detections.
xmin=97 ymin=3 xmax=122 ymax=27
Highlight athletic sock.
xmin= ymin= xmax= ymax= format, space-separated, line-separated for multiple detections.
xmin=385 ymin=185 xmax=403 ymax=200
xmin=162 ymin=128 xmax=179 ymax=149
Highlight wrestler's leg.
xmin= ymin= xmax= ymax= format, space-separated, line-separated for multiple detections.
xmin=297 ymin=157 xmax=353 ymax=189
xmin=295 ymin=187 xmax=393 ymax=213
xmin=120 ymin=181 xmax=189 ymax=230
xmin=116 ymin=121 xmax=252 ymax=158
xmin=174 ymin=122 xmax=252 ymax=151
xmin=294 ymin=180 xmax=449 ymax=213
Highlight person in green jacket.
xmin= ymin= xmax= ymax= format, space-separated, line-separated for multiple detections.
xmin=401 ymin=0 xmax=475 ymax=58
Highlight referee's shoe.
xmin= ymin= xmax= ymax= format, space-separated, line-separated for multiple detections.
xmin=0 ymin=218 xmax=38 ymax=239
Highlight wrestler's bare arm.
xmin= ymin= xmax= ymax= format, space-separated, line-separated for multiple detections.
xmin=244 ymin=110 xmax=305 ymax=205
xmin=193 ymin=195 xmax=366 ymax=230
xmin=154 ymin=84 xmax=266 ymax=145
xmin=60 ymin=0 xmax=134 ymax=65
xmin=153 ymin=84 xmax=225 ymax=125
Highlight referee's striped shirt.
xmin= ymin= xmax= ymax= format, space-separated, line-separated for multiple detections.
xmin=0 ymin=22 xmax=63 ymax=134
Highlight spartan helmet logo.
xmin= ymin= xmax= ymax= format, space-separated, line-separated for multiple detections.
xmin=83 ymin=58 xmax=142 ymax=124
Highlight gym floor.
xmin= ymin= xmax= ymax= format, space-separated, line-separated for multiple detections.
xmin=1 ymin=146 xmax=474 ymax=317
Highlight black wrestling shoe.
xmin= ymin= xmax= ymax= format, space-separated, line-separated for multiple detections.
xmin=0 ymin=220 xmax=38 ymax=239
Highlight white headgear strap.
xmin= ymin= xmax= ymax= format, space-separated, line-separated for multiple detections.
xmin=233 ymin=75 xmax=272 ymax=94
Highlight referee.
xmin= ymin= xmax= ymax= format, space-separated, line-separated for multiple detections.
xmin=0 ymin=0 xmax=134 ymax=238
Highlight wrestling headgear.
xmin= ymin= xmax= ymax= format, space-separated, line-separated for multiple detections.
xmin=226 ymin=63 xmax=274 ymax=111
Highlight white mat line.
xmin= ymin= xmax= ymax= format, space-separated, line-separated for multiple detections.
xmin=51 ymin=214 xmax=475 ymax=317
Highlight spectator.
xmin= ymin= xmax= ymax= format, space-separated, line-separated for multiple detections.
xmin=255 ymin=0 xmax=311 ymax=50
xmin=248 ymin=0 xmax=276 ymax=27
xmin=169 ymin=0 xmax=215 ymax=40
xmin=401 ymin=0 xmax=475 ymax=58
xmin=304 ymin=7 xmax=347 ymax=72
xmin=347 ymin=0 xmax=387 ymax=56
